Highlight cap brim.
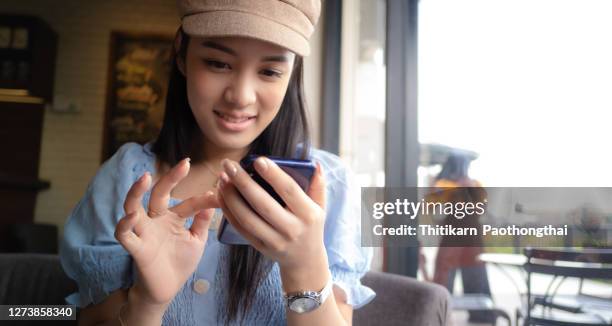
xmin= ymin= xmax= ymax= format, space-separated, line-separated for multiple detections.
xmin=183 ymin=11 xmax=310 ymax=56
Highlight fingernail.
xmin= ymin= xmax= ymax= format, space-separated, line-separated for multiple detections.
xmin=220 ymin=172 xmax=230 ymax=184
xmin=139 ymin=172 xmax=149 ymax=182
xmin=222 ymin=160 xmax=237 ymax=177
xmin=255 ymin=157 xmax=268 ymax=172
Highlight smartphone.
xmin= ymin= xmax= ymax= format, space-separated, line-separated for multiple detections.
xmin=217 ymin=155 xmax=316 ymax=245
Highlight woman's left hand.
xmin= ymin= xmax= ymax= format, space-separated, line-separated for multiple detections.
xmin=217 ymin=157 xmax=329 ymax=279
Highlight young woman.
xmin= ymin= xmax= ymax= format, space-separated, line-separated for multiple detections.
xmin=60 ymin=1 xmax=374 ymax=325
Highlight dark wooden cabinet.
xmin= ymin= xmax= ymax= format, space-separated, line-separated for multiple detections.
xmin=0 ymin=102 xmax=49 ymax=223
xmin=0 ymin=15 xmax=56 ymax=252
xmin=0 ymin=15 xmax=58 ymax=101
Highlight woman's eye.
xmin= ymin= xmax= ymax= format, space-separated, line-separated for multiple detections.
xmin=260 ymin=69 xmax=282 ymax=78
xmin=204 ymin=60 xmax=231 ymax=70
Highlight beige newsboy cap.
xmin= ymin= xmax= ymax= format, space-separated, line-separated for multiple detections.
xmin=176 ymin=0 xmax=321 ymax=56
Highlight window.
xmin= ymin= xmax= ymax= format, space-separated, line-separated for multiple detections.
xmin=419 ymin=0 xmax=612 ymax=187
xmin=339 ymin=0 xmax=387 ymax=271
xmin=339 ymin=0 xmax=387 ymax=187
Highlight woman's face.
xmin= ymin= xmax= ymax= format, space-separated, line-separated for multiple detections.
xmin=182 ymin=36 xmax=296 ymax=153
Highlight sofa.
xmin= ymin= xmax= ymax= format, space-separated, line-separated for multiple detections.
xmin=0 ymin=254 xmax=451 ymax=325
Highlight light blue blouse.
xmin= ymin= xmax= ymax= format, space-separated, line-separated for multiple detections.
xmin=60 ymin=142 xmax=375 ymax=325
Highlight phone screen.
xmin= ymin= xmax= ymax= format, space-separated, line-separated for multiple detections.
xmin=217 ymin=155 xmax=316 ymax=245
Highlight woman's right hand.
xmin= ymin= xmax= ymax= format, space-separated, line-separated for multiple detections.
xmin=114 ymin=158 xmax=219 ymax=308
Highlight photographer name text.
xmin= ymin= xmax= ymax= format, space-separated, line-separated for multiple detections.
xmin=372 ymin=224 xmax=568 ymax=237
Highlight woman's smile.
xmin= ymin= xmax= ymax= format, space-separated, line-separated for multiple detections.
xmin=213 ymin=110 xmax=257 ymax=132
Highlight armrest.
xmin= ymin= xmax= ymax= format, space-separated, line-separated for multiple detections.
xmin=354 ymin=271 xmax=451 ymax=326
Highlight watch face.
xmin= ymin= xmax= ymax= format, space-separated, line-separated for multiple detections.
xmin=289 ymin=297 xmax=319 ymax=313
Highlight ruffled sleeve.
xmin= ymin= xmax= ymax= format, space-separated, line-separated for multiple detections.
xmin=59 ymin=143 xmax=151 ymax=307
xmin=312 ymin=149 xmax=376 ymax=309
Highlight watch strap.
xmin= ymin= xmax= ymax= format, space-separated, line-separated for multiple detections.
xmin=284 ymin=276 xmax=334 ymax=313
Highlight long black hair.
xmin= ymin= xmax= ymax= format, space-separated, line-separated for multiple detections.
xmin=151 ymin=28 xmax=311 ymax=324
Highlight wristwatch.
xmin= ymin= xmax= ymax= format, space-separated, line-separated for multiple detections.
xmin=284 ymin=277 xmax=333 ymax=314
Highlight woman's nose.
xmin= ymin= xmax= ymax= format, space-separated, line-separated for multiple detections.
xmin=224 ymin=75 xmax=256 ymax=108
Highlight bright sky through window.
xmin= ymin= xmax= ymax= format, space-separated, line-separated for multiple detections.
xmin=419 ymin=0 xmax=612 ymax=186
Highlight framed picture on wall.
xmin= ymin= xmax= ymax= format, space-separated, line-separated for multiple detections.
xmin=102 ymin=31 xmax=174 ymax=162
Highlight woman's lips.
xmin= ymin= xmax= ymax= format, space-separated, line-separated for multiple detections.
xmin=213 ymin=111 xmax=256 ymax=132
